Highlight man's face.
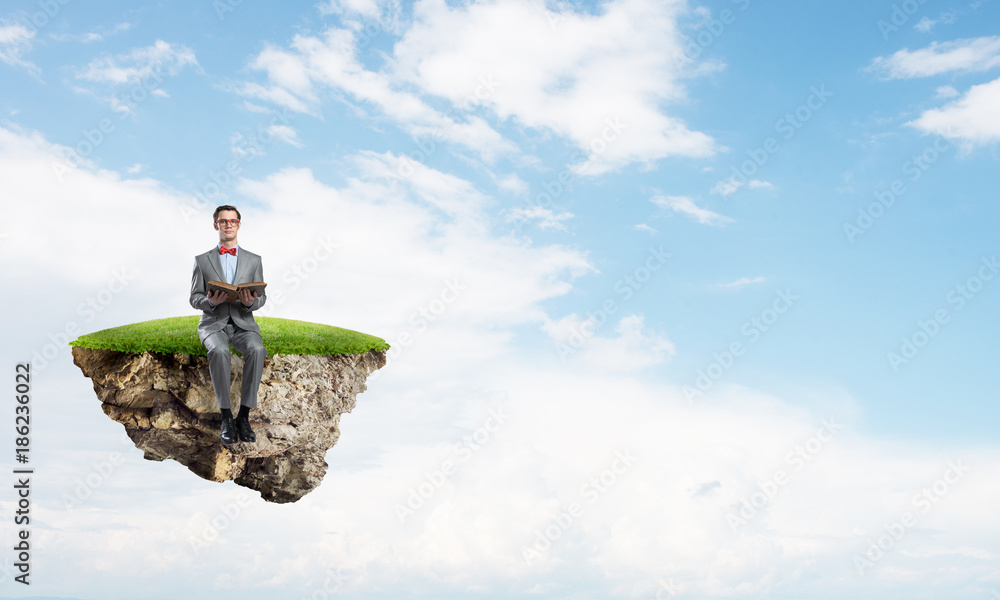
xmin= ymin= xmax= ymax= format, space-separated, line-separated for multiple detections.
xmin=214 ymin=210 xmax=240 ymax=243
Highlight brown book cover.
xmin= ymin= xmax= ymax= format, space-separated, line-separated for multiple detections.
xmin=206 ymin=280 xmax=267 ymax=303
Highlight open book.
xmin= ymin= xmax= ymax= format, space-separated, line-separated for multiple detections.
xmin=206 ymin=280 xmax=267 ymax=303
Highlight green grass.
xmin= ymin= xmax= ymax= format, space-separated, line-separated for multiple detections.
xmin=69 ymin=315 xmax=390 ymax=356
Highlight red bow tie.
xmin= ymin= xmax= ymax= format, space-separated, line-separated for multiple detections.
xmin=219 ymin=246 xmax=236 ymax=256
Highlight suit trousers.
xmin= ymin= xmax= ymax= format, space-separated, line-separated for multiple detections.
xmin=203 ymin=318 xmax=267 ymax=410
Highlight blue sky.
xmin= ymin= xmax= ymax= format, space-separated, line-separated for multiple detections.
xmin=1 ymin=0 xmax=1000 ymax=598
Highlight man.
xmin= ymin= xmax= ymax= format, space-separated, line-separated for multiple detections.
xmin=189 ymin=205 xmax=267 ymax=445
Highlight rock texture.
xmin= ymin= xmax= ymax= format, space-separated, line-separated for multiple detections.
xmin=71 ymin=347 xmax=385 ymax=503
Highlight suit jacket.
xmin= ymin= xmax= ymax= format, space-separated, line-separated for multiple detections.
xmin=190 ymin=246 xmax=266 ymax=344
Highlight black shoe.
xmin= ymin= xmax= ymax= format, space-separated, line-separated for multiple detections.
xmin=220 ymin=413 xmax=238 ymax=445
xmin=235 ymin=414 xmax=256 ymax=443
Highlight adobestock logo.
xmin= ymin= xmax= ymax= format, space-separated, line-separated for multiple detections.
xmin=727 ymin=417 xmax=842 ymax=533
xmin=521 ymin=450 xmax=636 ymax=563
xmin=853 ymin=459 xmax=969 ymax=575
xmin=684 ymin=288 xmax=799 ymax=402
xmin=886 ymin=255 xmax=998 ymax=371
xmin=394 ymin=403 xmax=508 ymax=523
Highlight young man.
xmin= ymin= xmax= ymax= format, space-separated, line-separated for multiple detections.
xmin=189 ymin=205 xmax=267 ymax=444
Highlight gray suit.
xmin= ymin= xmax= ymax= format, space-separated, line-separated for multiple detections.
xmin=190 ymin=246 xmax=267 ymax=410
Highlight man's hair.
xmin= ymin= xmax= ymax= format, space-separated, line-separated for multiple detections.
xmin=213 ymin=205 xmax=241 ymax=222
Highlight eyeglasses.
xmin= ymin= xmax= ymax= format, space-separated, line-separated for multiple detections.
xmin=216 ymin=219 xmax=240 ymax=227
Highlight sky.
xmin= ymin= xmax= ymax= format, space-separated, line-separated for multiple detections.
xmin=1 ymin=0 xmax=999 ymax=598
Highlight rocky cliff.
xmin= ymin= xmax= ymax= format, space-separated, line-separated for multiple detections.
xmin=71 ymin=347 xmax=386 ymax=503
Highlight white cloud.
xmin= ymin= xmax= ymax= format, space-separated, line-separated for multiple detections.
xmin=239 ymin=28 xmax=516 ymax=163
xmin=711 ymin=176 xmax=772 ymax=196
xmin=634 ymin=223 xmax=657 ymax=233
xmin=390 ymin=0 xmax=717 ymax=175
xmin=715 ymin=276 xmax=766 ymax=290
xmin=504 ymin=205 xmax=573 ymax=231
xmin=495 ymin=172 xmax=528 ymax=195
xmin=267 ymin=124 xmax=303 ymax=147
xmin=320 ymin=0 xmax=401 ymax=24
xmin=54 ymin=21 xmax=135 ymax=44
xmin=238 ymin=81 xmax=315 ymax=115
xmin=51 ymin=31 xmax=104 ymax=43
xmin=651 ymin=194 xmax=732 ymax=226
xmin=868 ymin=35 xmax=1000 ymax=79
xmin=319 ymin=0 xmax=405 ymax=38
xmin=246 ymin=45 xmax=317 ymax=104
xmin=50 ymin=21 xmax=132 ymax=44
xmin=908 ymin=76 xmax=1000 ymax=145
xmin=0 ymin=23 xmax=31 ymax=45
xmin=77 ymin=39 xmax=197 ymax=85
xmin=914 ymin=16 xmax=937 ymax=32
xmin=28 ymin=369 xmax=1000 ymax=598
xmin=584 ymin=314 xmax=676 ymax=370
xmin=936 ymin=85 xmax=959 ymax=98
xmin=72 ymin=39 xmax=196 ymax=113
xmin=542 ymin=312 xmax=674 ymax=370
xmin=241 ymin=100 xmax=271 ymax=113
xmin=0 ymin=22 xmax=38 ymax=75
xmin=241 ymin=0 xmax=719 ymax=173
xmin=711 ymin=176 xmax=742 ymax=196
xmin=230 ymin=132 xmax=255 ymax=158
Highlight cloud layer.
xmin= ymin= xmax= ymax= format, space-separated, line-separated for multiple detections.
xmin=869 ymin=35 xmax=1000 ymax=80
xmin=3 ymin=123 xmax=999 ymax=599
xmin=239 ymin=0 xmax=718 ymax=174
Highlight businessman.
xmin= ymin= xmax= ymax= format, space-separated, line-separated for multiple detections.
xmin=189 ymin=205 xmax=267 ymax=445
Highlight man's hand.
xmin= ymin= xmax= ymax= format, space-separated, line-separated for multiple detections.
xmin=207 ymin=289 xmax=228 ymax=306
xmin=238 ymin=288 xmax=258 ymax=308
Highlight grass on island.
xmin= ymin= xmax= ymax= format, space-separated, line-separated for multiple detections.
xmin=69 ymin=315 xmax=390 ymax=356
